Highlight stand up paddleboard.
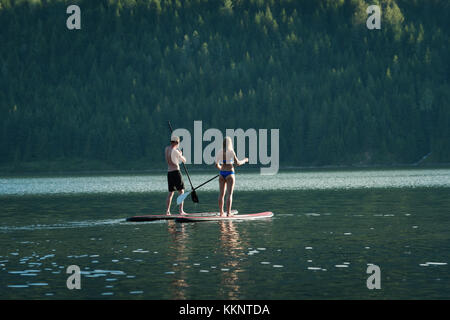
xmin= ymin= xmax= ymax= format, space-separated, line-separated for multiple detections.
xmin=175 ymin=211 xmax=273 ymax=222
xmin=126 ymin=210 xmax=238 ymax=222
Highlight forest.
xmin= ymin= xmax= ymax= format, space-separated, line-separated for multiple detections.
xmin=0 ymin=0 xmax=449 ymax=172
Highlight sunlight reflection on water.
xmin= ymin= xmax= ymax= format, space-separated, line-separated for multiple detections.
xmin=1 ymin=169 xmax=449 ymax=196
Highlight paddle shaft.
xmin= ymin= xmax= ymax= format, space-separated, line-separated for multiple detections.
xmin=168 ymin=121 xmax=196 ymax=191
xmin=177 ymin=174 xmax=219 ymax=205
xmin=192 ymin=174 xmax=219 ymax=191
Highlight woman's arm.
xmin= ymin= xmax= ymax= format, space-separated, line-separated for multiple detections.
xmin=234 ymin=152 xmax=249 ymax=166
xmin=215 ymin=150 xmax=223 ymax=170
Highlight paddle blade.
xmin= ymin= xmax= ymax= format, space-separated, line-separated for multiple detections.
xmin=191 ymin=190 xmax=199 ymax=203
xmin=176 ymin=192 xmax=190 ymax=205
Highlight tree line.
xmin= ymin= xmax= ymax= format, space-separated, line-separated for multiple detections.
xmin=0 ymin=0 xmax=448 ymax=171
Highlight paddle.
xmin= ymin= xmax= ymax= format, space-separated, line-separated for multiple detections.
xmin=168 ymin=121 xmax=199 ymax=203
xmin=177 ymin=174 xmax=219 ymax=205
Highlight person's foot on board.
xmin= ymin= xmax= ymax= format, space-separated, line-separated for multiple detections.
xmin=179 ymin=211 xmax=187 ymax=215
xmin=227 ymin=211 xmax=235 ymax=217
xmin=166 ymin=211 xmax=171 ymax=216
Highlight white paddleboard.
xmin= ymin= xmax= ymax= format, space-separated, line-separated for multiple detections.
xmin=175 ymin=211 xmax=273 ymax=222
xmin=126 ymin=210 xmax=238 ymax=222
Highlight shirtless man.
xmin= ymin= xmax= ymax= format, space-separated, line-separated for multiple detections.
xmin=165 ymin=136 xmax=187 ymax=215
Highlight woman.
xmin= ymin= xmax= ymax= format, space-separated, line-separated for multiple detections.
xmin=215 ymin=136 xmax=248 ymax=217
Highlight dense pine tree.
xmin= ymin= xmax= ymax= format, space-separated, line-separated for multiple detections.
xmin=0 ymin=0 xmax=448 ymax=171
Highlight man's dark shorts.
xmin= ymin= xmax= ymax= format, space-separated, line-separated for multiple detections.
xmin=167 ymin=170 xmax=185 ymax=192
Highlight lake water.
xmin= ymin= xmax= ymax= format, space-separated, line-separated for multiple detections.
xmin=0 ymin=169 xmax=449 ymax=299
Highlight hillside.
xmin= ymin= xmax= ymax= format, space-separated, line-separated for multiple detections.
xmin=0 ymin=0 xmax=449 ymax=172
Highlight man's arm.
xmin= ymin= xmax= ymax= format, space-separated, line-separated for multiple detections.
xmin=177 ymin=149 xmax=187 ymax=163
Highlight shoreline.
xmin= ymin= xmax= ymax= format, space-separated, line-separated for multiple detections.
xmin=1 ymin=160 xmax=449 ymax=178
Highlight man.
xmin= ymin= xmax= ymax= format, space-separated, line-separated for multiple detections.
xmin=165 ymin=135 xmax=187 ymax=215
